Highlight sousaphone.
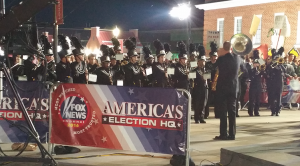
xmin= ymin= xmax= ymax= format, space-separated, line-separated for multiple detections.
xmin=230 ymin=33 xmax=253 ymax=56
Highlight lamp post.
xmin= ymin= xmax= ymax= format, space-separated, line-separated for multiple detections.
xmin=170 ymin=2 xmax=191 ymax=53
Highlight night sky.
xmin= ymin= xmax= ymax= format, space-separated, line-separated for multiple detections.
xmin=5 ymin=0 xmax=205 ymax=31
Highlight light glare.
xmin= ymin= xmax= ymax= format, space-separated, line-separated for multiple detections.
xmin=113 ymin=26 xmax=120 ymax=38
xmin=170 ymin=3 xmax=191 ymax=20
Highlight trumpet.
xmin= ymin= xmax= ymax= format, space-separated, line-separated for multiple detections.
xmin=270 ymin=57 xmax=284 ymax=68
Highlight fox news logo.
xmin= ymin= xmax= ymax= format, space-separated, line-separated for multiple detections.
xmin=60 ymin=96 xmax=88 ymax=121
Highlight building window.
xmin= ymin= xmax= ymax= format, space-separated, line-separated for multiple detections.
xmin=217 ymin=18 xmax=224 ymax=47
xmin=234 ymin=17 xmax=242 ymax=34
xmin=253 ymin=15 xmax=262 ymax=47
xmin=296 ymin=11 xmax=300 ymax=47
xmin=272 ymin=13 xmax=285 ymax=49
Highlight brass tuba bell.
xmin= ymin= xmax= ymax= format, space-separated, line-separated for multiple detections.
xmin=230 ymin=33 xmax=253 ymax=56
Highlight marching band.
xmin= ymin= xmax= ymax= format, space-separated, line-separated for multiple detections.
xmin=11 ymin=33 xmax=300 ymax=123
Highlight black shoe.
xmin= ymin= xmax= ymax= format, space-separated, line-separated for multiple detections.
xmin=236 ymin=114 xmax=240 ymax=117
xmin=271 ymin=113 xmax=275 ymax=116
xmin=200 ymin=119 xmax=206 ymax=123
xmin=195 ymin=121 xmax=200 ymax=124
xmin=254 ymin=114 xmax=260 ymax=116
xmin=248 ymin=114 xmax=253 ymax=117
xmin=214 ymin=135 xmax=228 ymax=140
xmin=276 ymin=113 xmax=279 ymax=116
xmin=228 ymin=135 xmax=235 ymax=140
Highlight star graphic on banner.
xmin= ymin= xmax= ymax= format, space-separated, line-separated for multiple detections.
xmin=11 ymin=120 xmax=18 ymax=124
xmin=146 ymin=128 xmax=152 ymax=132
xmin=155 ymin=131 xmax=166 ymax=145
xmin=42 ymin=114 xmax=47 ymax=119
xmin=135 ymin=91 xmax=148 ymax=103
xmin=177 ymin=123 xmax=181 ymax=127
xmin=101 ymin=136 xmax=107 ymax=142
xmin=80 ymin=97 xmax=85 ymax=102
xmin=94 ymin=119 xmax=99 ymax=124
xmin=103 ymin=117 xmax=107 ymax=122
xmin=128 ymin=88 xmax=134 ymax=95
xmin=177 ymin=92 xmax=182 ymax=98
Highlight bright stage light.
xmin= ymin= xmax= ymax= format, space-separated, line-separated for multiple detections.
xmin=113 ymin=26 xmax=120 ymax=38
xmin=170 ymin=2 xmax=191 ymax=20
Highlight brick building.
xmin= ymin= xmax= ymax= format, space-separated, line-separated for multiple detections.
xmin=195 ymin=0 xmax=300 ymax=54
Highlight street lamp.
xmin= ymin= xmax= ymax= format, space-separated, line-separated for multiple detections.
xmin=170 ymin=2 xmax=192 ymax=54
xmin=113 ymin=26 xmax=120 ymax=38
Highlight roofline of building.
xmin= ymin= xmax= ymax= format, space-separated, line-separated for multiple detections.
xmin=195 ymin=0 xmax=291 ymax=10
xmin=139 ymin=27 xmax=203 ymax=33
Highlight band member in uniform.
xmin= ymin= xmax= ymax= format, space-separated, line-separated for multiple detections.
xmin=95 ymin=56 xmax=114 ymax=85
xmin=142 ymin=46 xmax=154 ymax=87
xmin=268 ymin=47 xmax=286 ymax=116
xmin=214 ymin=41 xmax=241 ymax=140
xmin=152 ymin=40 xmax=169 ymax=88
xmin=170 ymin=41 xmax=196 ymax=166
xmin=164 ymin=43 xmax=172 ymax=65
xmin=56 ymin=35 xmax=73 ymax=83
xmin=40 ymin=35 xmax=56 ymax=83
xmin=205 ymin=42 xmax=218 ymax=118
xmin=44 ymin=49 xmax=56 ymax=83
xmin=191 ymin=55 xmax=208 ymax=124
xmin=188 ymin=43 xmax=197 ymax=68
xmin=248 ymin=52 xmax=262 ymax=116
xmin=10 ymin=55 xmax=24 ymax=81
xmin=70 ymin=37 xmax=88 ymax=84
xmin=123 ymin=37 xmax=145 ymax=87
xmin=173 ymin=41 xmax=189 ymax=90
xmin=87 ymin=54 xmax=98 ymax=74
xmin=236 ymin=56 xmax=248 ymax=117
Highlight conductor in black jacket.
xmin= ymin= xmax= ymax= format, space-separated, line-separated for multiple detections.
xmin=214 ymin=41 xmax=241 ymax=140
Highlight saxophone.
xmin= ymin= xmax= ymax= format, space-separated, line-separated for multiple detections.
xmin=211 ymin=68 xmax=219 ymax=91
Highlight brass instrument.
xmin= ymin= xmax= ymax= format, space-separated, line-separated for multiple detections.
xmin=259 ymin=64 xmax=266 ymax=71
xmin=212 ymin=33 xmax=253 ymax=91
xmin=231 ymin=33 xmax=253 ymax=56
xmin=270 ymin=57 xmax=284 ymax=68
xmin=211 ymin=68 xmax=219 ymax=91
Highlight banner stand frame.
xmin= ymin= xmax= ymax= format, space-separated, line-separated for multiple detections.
xmin=48 ymin=84 xmax=57 ymax=155
xmin=177 ymin=89 xmax=191 ymax=166
xmin=48 ymin=86 xmax=191 ymax=166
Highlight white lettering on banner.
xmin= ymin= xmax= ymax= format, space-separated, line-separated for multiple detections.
xmin=102 ymin=115 xmax=183 ymax=131
xmin=0 ymin=97 xmax=48 ymax=111
xmin=101 ymin=101 xmax=184 ymax=120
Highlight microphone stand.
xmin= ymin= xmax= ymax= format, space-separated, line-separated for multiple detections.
xmin=0 ymin=62 xmax=57 ymax=166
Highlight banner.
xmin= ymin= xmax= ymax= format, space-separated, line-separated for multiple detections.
xmin=0 ymin=81 xmax=49 ymax=143
xmin=244 ymin=78 xmax=300 ymax=104
xmin=55 ymin=0 xmax=64 ymax=25
xmin=207 ymin=31 xmax=220 ymax=50
xmin=51 ymin=84 xmax=188 ymax=155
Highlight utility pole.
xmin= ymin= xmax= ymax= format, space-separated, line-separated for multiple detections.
xmin=53 ymin=2 xmax=58 ymax=63
xmin=0 ymin=0 xmax=5 ymax=100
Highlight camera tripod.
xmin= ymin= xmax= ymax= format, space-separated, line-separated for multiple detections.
xmin=0 ymin=61 xmax=57 ymax=166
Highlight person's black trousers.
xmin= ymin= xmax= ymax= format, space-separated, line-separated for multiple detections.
xmin=240 ymin=81 xmax=248 ymax=108
xmin=192 ymin=86 xmax=208 ymax=122
xmin=248 ymin=85 xmax=261 ymax=115
xmin=216 ymin=91 xmax=237 ymax=137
